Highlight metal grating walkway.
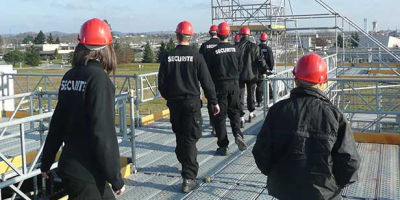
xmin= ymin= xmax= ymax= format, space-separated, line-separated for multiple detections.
xmin=116 ymin=107 xmax=400 ymax=200
xmin=0 ymin=106 xmax=399 ymax=199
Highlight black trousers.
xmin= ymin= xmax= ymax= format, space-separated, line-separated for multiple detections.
xmin=256 ymin=80 xmax=263 ymax=103
xmin=207 ymin=102 xmax=214 ymax=128
xmin=167 ymin=99 xmax=202 ymax=180
xmin=60 ymin=173 xmax=115 ymax=200
xmin=239 ymin=81 xmax=256 ymax=116
xmin=214 ymin=81 xmax=243 ymax=148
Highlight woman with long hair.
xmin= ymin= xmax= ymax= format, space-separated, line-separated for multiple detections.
xmin=41 ymin=18 xmax=125 ymax=200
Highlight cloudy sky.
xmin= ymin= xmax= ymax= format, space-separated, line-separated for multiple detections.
xmin=0 ymin=0 xmax=398 ymax=34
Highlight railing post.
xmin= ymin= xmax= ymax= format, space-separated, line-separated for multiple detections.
xmin=1 ymin=72 xmax=5 ymax=118
xmin=263 ymin=77 xmax=268 ymax=119
xmin=37 ymin=87 xmax=47 ymax=199
xmin=129 ymin=90 xmax=137 ymax=174
xmin=134 ymin=75 xmax=140 ymax=127
xmin=341 ymin=81 xmax=345 ymax=110
xmin=29 ymin=96 xmax=34 ymax=129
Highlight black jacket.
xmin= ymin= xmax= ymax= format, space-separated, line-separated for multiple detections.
xmin=258 ymin=43 xmax=274 ymax=71
xmin=199 ymin=38 xmax=220 ymax=61
xmin=252 ymin=87 xmax=360 ymax=200
xmin=41 ymin=61 xmax=124 ymax=191
xmin=199 ymin=38 xmax=220 ymax=78
xmin=207 ymin=42 xmax=242 ymax=82
xmin=237 ymin=38 xmax=267 ymax=82
xmin=158 ymin=45 xmax=217 ymax=104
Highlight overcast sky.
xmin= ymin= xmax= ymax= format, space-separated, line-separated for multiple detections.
xmin=0 ymin=0 xmax=398 ymax=34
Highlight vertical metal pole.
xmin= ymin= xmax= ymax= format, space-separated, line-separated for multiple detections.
xmin=376 ymin=81 xmax=382 ymax=132
xmin=26 ymin=76 xmax=29 ymax=92
xmin=140 ymin=77 xmax=144 ymax=104
xmin=20 ymin=123 xmax=27 ymax=174
xmin=342 ymin=18 xmax=345 ymax=67
xmin=118 ymin=100 xmax=123 ymax=136
xmin=341 ymin=81 xmax=345 ymax=110
xmin=1 ymin=73 xmax=5 ymax=118
xmin=378 ymin=48 xmax=382 ymax=68
xmin=155 ymin=74 xmax=159 ymax=97
xmin=122 ymin=100 xmax=127 ymax=138
xmin=263 ymin=78 xmax=268 ymax=119
xmin=37 ymin=87 xmax=46 ymax=198
xmin=134 ymin=75 xmax=140 ymax=126
xmin=335 ymin=14 xmax=339 ymax=77
xmin=47 ymin=93 xmax=52 ymax=112
xmin=129 ymin=90 xmax=137 ymax=173
xmin=284 ymin=19 xmax=288 ymax=69
xmin=44 ymin=76 xmax=47 ymax=91
xmin=211 ymin=0 xmax=214 ymax=24
xmin=6 ymin=75 xmax=10 ymax=98
xmin=27 ymin=76 xmax=30 ymax=92
xmin=29 ymin=96 xmax=34 ymax=129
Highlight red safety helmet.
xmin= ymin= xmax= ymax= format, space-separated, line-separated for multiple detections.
xmin=234 ymin=34 xmax=240 ymax=42
xmin=239 ymin=27 xmax=251 ymax=35
xmin=78 ymin=18 xmax=113 ymax=47
xmin=175 ymin=21 xmax=194 ymax=36
xmin=217 ymin=22 xmax=231 ymax=35
xmin=260 ymin=32 xmax=269 ymax=41
xmin=293 ymin=53 xmax=328 ymax=84
xmin=209 ymin=25 xmax=218 ymax=33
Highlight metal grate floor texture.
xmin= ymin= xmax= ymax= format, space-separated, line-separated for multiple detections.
xmin=116 ymin=107 xmax=400 ymax=200
xmin=0 ymin=105 xmax=399 ymax=200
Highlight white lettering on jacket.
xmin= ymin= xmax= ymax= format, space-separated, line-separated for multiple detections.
xmin=168 ymin=56 xmax=194 ymax=62
xmin=60 ymin=80 xmax=87 ymax=92
xmin=206 ymin=44 xmax=217 ymax=49
xmin=215 ymin=47 xmax=236 ymax=55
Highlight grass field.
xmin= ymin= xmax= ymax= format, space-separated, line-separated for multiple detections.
xmin=11 ymin=63 xmax=167 ymax=116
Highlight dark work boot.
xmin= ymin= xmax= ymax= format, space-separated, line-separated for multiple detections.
xmin=182 ymin=179 xmax=199 ymax=193
xmin=216 ymin=147 xmax=229 ymax=156
xmin=257 ymin=102 xmax=261 ymax=107
xmin=248 ymin=112 xmax=255 ymax=123
xmin=210 ymin=127 xmax=216 ymax=137
xmin=235 ymin=135 xmax=248 ymax=151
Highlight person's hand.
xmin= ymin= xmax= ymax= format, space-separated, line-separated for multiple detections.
xmin=41 ymin=172 xmax=49 ymax=179
xmin=212 ymin=104 xmax=220 ymax=115
xmin=114 ymin=185 xmax=125 ymax=195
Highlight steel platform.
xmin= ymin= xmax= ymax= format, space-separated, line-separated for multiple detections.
xmin=0 ymin=106 xmax=399 ymax=200
xmin=115 ymin=107 xmax=400 ymax=200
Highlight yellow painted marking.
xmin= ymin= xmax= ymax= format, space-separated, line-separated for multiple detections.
xmin=354 ymin=132 xmax=400 ymax=145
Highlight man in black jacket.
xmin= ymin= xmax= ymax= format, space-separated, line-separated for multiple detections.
xmin=257 ymin=32 xmax=274 ymax=107
xmin=253 ymin=54 xmax=360 ymax=200
xmin=158 ymin=21 xmax=220 ymax=193
xmin=199 ymin=24 xmax=220 ymax=137
xmin=237 ymin=27 xmax=267 ymax=126
xmin=207 ymin=22 xmax=247 ymax=155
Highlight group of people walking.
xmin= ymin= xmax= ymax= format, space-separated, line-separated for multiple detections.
xmin=39 ymin=18 xmax=361 ymax=200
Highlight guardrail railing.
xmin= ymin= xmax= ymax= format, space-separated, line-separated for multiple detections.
xmin=0 ymin=91 xmax=136 ymax=200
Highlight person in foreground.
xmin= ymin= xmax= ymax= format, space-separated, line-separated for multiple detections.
xmin=158 ymin=21 xmax=220 ymax=193
xmin=40 ymin=18 xmax=125 ymax=200
xmin=252 ymin=53 xmax=361 ymax=200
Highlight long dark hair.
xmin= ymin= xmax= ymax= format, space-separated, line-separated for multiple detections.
xmin=72 ymin=43 xmax=117 ymax=74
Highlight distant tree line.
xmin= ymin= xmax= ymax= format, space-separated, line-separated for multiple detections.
xmin=3 ymin=46 xmax=41 ymax=66
xmin=336 ymin=32 xmax=360 ymax=48
xmin=19 ymin=30 xmax=61 ymax=45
